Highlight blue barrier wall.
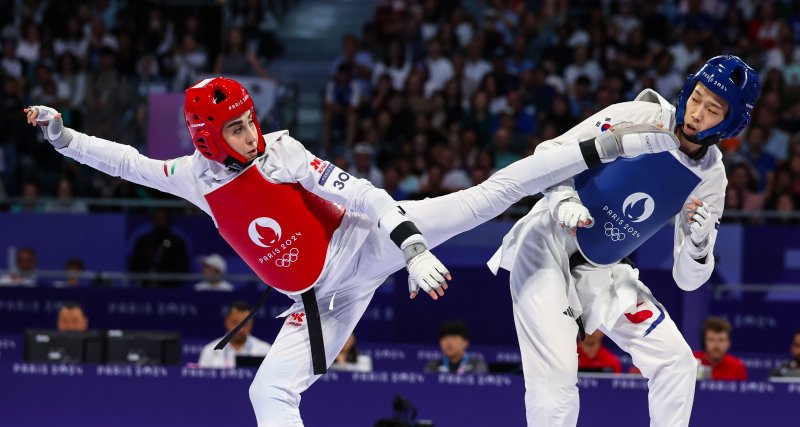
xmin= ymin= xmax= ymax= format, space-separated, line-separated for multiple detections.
xmin=2 ymin=361 xmax=798 ymax=427
xmin=1 ymin=214 xmax=799 ymax=352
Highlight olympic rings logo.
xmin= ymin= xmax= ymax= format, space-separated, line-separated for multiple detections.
xmin=604 ymin=222 xmax=626 ymax=241
xmin=275 ymin=248 xmax=300 ymax=267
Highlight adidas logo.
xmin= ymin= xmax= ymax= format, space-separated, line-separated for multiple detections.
xmin=563 ymin=307 xmax=576 ymax=318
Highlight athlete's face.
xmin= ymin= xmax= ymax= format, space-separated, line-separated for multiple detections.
xmin=681 ymin=82 xmax=729 ymax=138
xmin=704 ymin=330 xmax=731 ymax=362
xmin=222 ymin=110 xmax=259 ymax=162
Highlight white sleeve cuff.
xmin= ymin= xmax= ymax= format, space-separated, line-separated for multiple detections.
xmin=377 ymin=207 xmax=407 ymax=231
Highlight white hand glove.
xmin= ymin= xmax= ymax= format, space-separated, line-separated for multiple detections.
xmin=403 ymin=238 xmax=450 ymax=300
xmin=556 ymin=199 xmax=594 ymax=229
xmin=684 ymin=197 xmax=715 ymax=259
xmin=25 ymin=105 xmax=72 ymax=149
xmin=595 ymin=122 xmax=679 ymax=162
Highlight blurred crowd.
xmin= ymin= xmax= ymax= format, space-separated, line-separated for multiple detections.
xmin=2 ymin=0 xmax=800 ymax=224
xmin=0 ymin=0 xmax=285 ymax=206
xmin=322 ymin=0 xmax=800 ymax=222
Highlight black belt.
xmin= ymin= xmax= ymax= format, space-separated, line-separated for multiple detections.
xmin=301 ymin=288 xmax=327 ymax=375
xmin=568 ymin=252 xmax=636 ymax=271
xmin=566 ymin=253 xmax=636 ymax=341
xmin=215 ymin=286 xmax=328 ymax=375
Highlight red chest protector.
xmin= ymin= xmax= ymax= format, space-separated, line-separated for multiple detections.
xmin=204 ymin=164 xmax=345 ymax=294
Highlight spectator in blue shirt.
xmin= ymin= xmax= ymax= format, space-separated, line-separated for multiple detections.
xmin=742 ymin=124 xmax=776 ymax=192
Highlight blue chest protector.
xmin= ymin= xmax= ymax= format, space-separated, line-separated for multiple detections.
xmin=574 ymin=152 xmax=701 ymax=266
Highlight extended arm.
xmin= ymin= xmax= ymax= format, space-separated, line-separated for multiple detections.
xmin=26 ymin=105 xmax=200 ymax=204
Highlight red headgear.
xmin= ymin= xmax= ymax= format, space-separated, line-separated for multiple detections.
xmin=184 ymin=77 xmax=265 ymax=170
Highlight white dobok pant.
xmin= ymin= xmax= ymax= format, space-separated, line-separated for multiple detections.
xmin=508 ymin=206 xmax=696 ymax=427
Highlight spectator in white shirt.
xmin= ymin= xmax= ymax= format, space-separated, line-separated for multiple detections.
xmin=424 ymin=39 xmax=454 ymax=98
xmin=372 ymin=39 xmax=411 ymax=91
xmin=1 ymin=39 xmax=23 ymax=79
xmin=436 ymin=146 xmax=471 ymax=192
xmin=669 ymin=28 xmax=702 ymax=74
xmin=198 ymin=301 xmax=271 ymax=368
xmin=54 ymin=16 xmax=89 ymax=59
xmin=349 ymin=143 xmax=384 ymax=188
xmin=0 ymin=247 xmax=38 ymax=287
xmin=611 ymin=1 xmax=641 ymax=45
xmin=172 ymin=33 xmax=209 ymax=92
xmin=564 ymin=45 xmax=604 ymax=91
xmin=194 ymin=254 xmax=234 ymax=291
xmin=651 ymin=51 xmax=684 ymax=102
xmin=462 ymin=40 xmax=492 ymax=100
xmin=55 ymin=53 xmax=87 ymax=110
xmin=16 ymin=23 xmax=41 ymax=64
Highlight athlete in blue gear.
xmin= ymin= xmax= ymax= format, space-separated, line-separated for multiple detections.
xmin=488 ymin=55 xmax=760 ymax=427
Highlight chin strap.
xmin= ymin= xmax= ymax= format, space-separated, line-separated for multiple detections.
xmin=678 ymin=126 xmax=720 ymax=148
xmin=223 ymin=156 xmax=250 ymax=172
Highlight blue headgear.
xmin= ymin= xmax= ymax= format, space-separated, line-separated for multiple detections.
xmin=675 ymin=55 xmax=761 ymax=146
